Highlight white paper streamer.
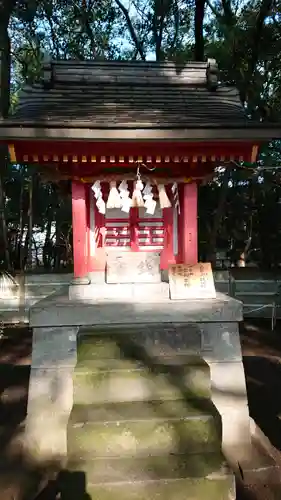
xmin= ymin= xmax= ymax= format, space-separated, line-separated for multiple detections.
xmin=143 ymin=181 xmax=156 ymax=215
xmin=132 ymin=179 xmax=144 ymax=207
xmin=91 ymin=180 xmax=106 ymax=214
xmin=107 ymin=181 xmax=122 ymax=209
xmin=91 ymin=180 xmax=101 ymax=199
xmin=171 ymin=182 xmax=180 ymax=214
xmin=157 ymin=183 xmax=171 ymax=209
xmin=118 ymin=180 xmax=132 ymax=213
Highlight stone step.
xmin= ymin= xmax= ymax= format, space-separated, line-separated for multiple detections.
xmin=77 ymin=323 xmax=202 ymax=360
xmin=69 ymin=399 xmax=217 ymax=426
xmin=73 ymin=361 xmax=210 ymax=404
xmin=67 ymin=452 xmax=229 ymax=484
xmin=58 ymin=471 xmax=235 ymax=500
xmin=76 ymin=353 xmax=207 ymax=371
xmin=67 ymin=408 xmax=221 ymax=458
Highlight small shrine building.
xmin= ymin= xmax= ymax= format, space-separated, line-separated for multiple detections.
xmin=3 ymin=61 xmax=281 ymax=489
xmin=0 ymin=59 xmax=280 ymax=281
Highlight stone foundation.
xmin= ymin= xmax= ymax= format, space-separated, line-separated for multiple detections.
xmin=26 ymin=283 xmax=251 ymax=499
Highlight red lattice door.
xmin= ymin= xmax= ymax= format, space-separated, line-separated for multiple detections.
xmin=104 ymin=205 xmax=164 ymax=252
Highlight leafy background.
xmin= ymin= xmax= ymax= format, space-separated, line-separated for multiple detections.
xmin=1 ymin=0 xmax=281 ymax=271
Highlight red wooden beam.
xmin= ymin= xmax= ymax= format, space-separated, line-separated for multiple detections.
xmin=13 ymin=139 xmax=257 ymax=161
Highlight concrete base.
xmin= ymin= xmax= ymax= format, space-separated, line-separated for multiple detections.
xmin=25 ymin=286 xmax=249 ymax=474
xmin=70 ymin=276 xmax=90 ymax=285
xmin=31 ymin=287 xmax=242 ymax=327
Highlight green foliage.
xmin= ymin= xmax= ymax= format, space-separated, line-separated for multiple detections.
xmin=1 ymin=0 xmax=281 ymax=270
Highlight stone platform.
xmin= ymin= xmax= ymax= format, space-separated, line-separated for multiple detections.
xmin=24 ymin=284 xmax=250 ymax=498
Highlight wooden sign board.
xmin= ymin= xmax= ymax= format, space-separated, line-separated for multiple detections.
xmin=106 ymin=252 xmax=161 ymax=284
xmin=168 ymin=262 xmax=216 ymax=300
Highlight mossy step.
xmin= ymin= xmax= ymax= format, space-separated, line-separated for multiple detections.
xmin=67 ymin=452 xmax=229 ymax=484
xmin=76 ymin=353 xmax=209 ymax=371
xmin=67 ymin=412 xmax=221 ymax=459
xmin=58 ymin=473 xmax=235 ymax=500
xmin=77 ymin=325 xmax=201 ymax=360
xmin=73 ymin=364 xmax=210 ymax=404
xmin=69 ymin=399 xmax=218 ymax=426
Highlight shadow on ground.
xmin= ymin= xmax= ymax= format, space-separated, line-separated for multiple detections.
xmin=241 ymin=320 xmax=281 ymax=452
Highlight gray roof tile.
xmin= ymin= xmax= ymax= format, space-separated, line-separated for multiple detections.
xmin=8 ymin=60 xmax=249 ymax=129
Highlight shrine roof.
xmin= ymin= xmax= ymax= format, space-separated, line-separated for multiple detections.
xmin=0 ymin=59 xmax=281 ymax=141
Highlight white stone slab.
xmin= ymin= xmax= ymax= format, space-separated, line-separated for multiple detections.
xmin=106 ymin=252 xmax=161 ymax=283
xmin=30 ymin=292 xmax=243 ymax=328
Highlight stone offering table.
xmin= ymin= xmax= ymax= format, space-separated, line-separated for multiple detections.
xmin=25 ymin=285 xmax=249 ymax=499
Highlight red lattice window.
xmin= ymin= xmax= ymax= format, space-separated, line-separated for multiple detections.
xmin=104 ymin=206 xmax=164 ymax=251
xmin=137 ymin=207 xmax=164 ymax=250
xmin=105 ymin=209 xmax=131 ymax=249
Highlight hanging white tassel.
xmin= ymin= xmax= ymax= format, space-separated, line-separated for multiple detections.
xmin=171 ymin=182 xmax=180 ymax=214
xmin=106 ymin=181 xmax=122 ymax=209
xmin=91 ymin=180 xmax=101 ymax=199
xmin=132 ymin=179 xmax=144 ymax=207
xmin=96 ymin=196 xmax=106 ymax=214
xmin=143 ymin=181 xmax=156 ymax=215
xmin=118 ymin=180 xmax=132 ymax=213
xmin=91 ymin=180 xmax=106 ymax=214
xmin=143 ymin=181 xmax=153 ymax=198
xmin=157 ymin=183 xmax=171 ymax=208
xmin=145 ymin=197 xmax=156 ymax=215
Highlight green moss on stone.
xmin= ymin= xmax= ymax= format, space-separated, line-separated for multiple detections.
xmin=67 ymin=414 xmax=221 ymax=458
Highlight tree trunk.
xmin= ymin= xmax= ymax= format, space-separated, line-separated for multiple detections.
xmin=114 ymin=0 xmax=146 ymax=60
xmin=43 ymin=184 xmax=56 ymax=269
xmin=0 ymin=1 xmax=14 ymax=272
xmin=194 ymin=0 xmax=206 ymax=61
xmin=43 ymin=217 xmax=52 ymax=269
xmin=0 ymin=1 xmax=12 ymax=119
xmin=33 ymin=237 xmax=40 ymax=267
xmin=18 ymin=165 xmax=25 ymax=270
xmin=207 ymin=167 xmax=232 ymax=266
xmin=54 ymin=202 xmax=61 ymax=271
xmin=26 ymin=174 xmax=33 ymax=269
xmin=0 ymin=169 xmax=11 ymax=270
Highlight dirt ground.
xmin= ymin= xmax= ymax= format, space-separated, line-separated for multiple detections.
xmin=0 ymin=321 xmax=281 ymax=499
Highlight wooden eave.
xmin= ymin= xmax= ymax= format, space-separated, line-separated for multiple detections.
xmin=1 ymin=123 xmax=281 ymax=142
xmin=6 ymin=139 xmax=258 ymax=171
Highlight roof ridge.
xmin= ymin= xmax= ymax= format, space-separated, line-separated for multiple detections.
xmin=42 ymin=58 xmax=218 ymax=92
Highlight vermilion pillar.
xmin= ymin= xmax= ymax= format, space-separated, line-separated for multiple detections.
xmin=92 ymin=203 xmax=106 ymax=271
xmin=161 ymin=207 xmax=175 ymax=269
xmin=180 ymin=182 xmax=198 ymax=265
xmin=72 ymin=181 xmax=88 ymax=279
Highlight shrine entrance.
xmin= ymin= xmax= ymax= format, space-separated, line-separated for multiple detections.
xmin=104 ymin=206 xmax=165 ymax=252
xmin=88 ymin=179 xmax=178 ymax=274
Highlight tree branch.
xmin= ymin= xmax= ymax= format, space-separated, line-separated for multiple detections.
xmin=44 ymin=9 xmax=60 ymax=59
xmin=152 ymin=10 xmax=165 ymax=61
xmin=249 ymin=0 xmax=274 ymax=77
xmin=81 ymin=0 xmax=97 ymax=58
xmin=170 ymin=0 xmax=179 ymax=51
xmin=114 ymin=0 xmax=146 ymax=60
xmin=205 ymin=0 xmax=221 ymax=18
xmin=221 ymin=0 xmax=234 ymax=22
